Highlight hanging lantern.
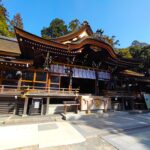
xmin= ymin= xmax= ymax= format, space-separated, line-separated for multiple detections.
xmin=16 ymin=70 xmax=22 ymax=76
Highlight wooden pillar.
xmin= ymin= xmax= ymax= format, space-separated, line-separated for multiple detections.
xmin=46 ymin=97 xmax=50 ymax=115
xmin=0 ymin=85 xmax=4 ymax=94
xmin=86 ymin=100 xmax=90 ymax=114
xmin=104 ymin=97 xmax=109 ymax=113
xmin=68 ymin=67 xmax=73 ymax=91
xmin=22 ymin=97 xmax=29 ymax=117
xmin=41 ymin=99 xmax=44 ymax=115
xmin=47 ymin=73 xmax=51 ymax=94
xmin=17 ymin=77 xmax=22 ymax=90
xmin=33 ymin=70 xmax=36 ymax=89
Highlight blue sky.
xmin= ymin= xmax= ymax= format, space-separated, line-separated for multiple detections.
xmin=3 ymin=0 xmax=150 ymax=48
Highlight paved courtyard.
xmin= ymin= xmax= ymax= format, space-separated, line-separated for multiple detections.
xmin=0 ymin=112 xmax=150 ymax=150
xmin=0 ymin=122 xmax=85 ymax=150
xmin=69 ymin=112 xmax=150 ymax=150
xmin=103 ymin=126 xmax=150 ymax=150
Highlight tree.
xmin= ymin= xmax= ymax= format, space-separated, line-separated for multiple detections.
xmin=68 ymin=19 xmax=81 ymax=32
xmin=117 ymin=40 xmax=150 ymax=73
xmin=139 ymin=46 xmax=150 ymax=73
xmin=41 ymin=18 xmax=68 ymax=38
xmin=115 ymin=48 xmax=132 ymax=58
xmin=0 ymin=0 xmax=12 ymax=37
xmin=11 ymin=13 xmax=23 ymax=29
xmin=129 ymin=45 xmax=142 ymax=59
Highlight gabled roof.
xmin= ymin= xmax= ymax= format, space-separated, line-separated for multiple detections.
xmin=14 ymin=26 xmax=117 ymax=59
xmin=14 ymin=24 xmax=140 ymax=67
xmin=53 ymin=22 xmax=93 ymax=43
xmin=0 ymin=36 xmax=21 ymax=56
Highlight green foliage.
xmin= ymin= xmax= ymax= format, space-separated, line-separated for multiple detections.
xmin=0 ymin=1 xmax=23 ymax=37
xmin=41 ymin=18 xmax=82 ymax=38
xmin=129 ymin=45 xmax=150 ymax=73
xmin=68 ymin=19 xmax=81 ymax=32
xmin=117 ymin=41 xmax=150 ymax=73
xmin=129 ymin=46 xmax=142 ymax=59
xmin=115 ymin=48 xmax=132 ymax=58
xmin=41 ymin=18 xmax=68 ymax=38
xmin=140 ymin=46 xmax=150 ymax=73
xmin=0 ymin=2 xmax=11 ymax=37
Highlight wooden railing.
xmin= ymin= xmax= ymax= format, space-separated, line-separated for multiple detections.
xmin=0 ymin=85 xmax=21 ymax=95
xmin=0 ymin=85 xmax=79 ymax=96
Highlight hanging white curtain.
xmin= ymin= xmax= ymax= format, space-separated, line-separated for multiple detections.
xmin=82 ymin=69 xmax=87 ymax=78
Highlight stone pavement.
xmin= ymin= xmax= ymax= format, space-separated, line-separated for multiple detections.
xmin=0 ymin=115 xmax=10 ymax=124
xmin=42 ymin=136 xmax=117 ymax=150
xmin=103 ymin=126 xmax=150 ymax=150
xmin=0 ymin=112 xmax=150 ymax=150
xmin=0 ymin=122 xmax=85 ymax=150
xmin=69 ymin=112 xmax=150 ymax=138
xmin=69 ymin=112 xmax=150 ymax=150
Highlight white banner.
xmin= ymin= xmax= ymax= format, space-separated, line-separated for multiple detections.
xmin=50 ymin=65 xmax=111 ymax=80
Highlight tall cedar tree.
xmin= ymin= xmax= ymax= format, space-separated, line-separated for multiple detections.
xmin=11 ymin=13 xmax=23 ymax=29
xmin=41 ymin=18 xmax=68 ymax=38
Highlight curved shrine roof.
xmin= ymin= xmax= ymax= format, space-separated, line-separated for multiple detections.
xmin=14 ymin=24 xmax=140 ymax=66
xmin=15 ymin=26 xmax=117 ymax=59
xmin=52 ymin=23 xmax=93 ymax=43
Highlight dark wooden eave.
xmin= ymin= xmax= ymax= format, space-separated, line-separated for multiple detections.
xmin=15 ymin=27 xmax=68 ymax=50
xmin=0 ymin=59 xmax=32 ymax=70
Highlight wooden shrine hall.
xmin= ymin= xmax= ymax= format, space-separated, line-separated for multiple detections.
xmin=0 ymin=21 xmax=149 ymax=116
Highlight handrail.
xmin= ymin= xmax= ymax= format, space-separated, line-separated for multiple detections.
xmin=0 ymin=84 xmax=78 ymax=91
xmin=0 ymin=84 xmax=79 ymax=95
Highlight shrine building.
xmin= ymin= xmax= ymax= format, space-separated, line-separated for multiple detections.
xmin=0 ymin=22 xmax=149 ymax=116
